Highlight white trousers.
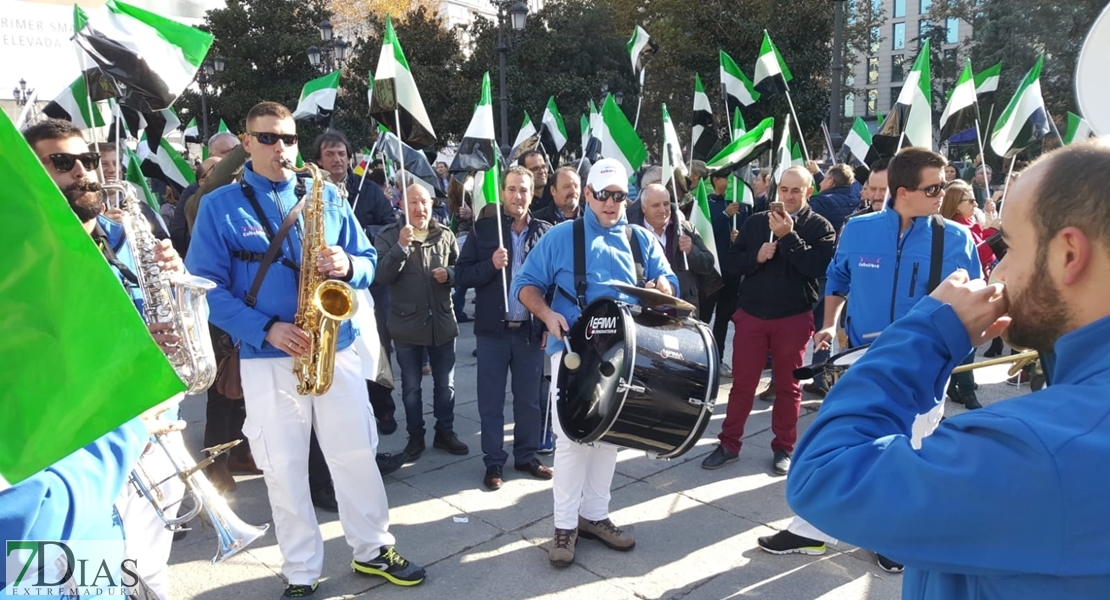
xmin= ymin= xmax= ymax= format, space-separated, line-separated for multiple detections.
xmin=549 ymin=352 xmax=619 ymax=530
xmin=786 ymin=398 xmax=946 ymax=545
xmin=240 ymin=348 xmax=393 ymax=586
xmin=116 ymin=430 xmax=187 ymax=600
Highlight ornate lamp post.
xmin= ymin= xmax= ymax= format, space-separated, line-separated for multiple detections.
xmin=12 ymin=78 xmax=34 ymax=107
xmin=196 ymin=55 xmax=226 ymax=142
xmin=307 ymin=19 xmax=349 ymax=73
xmin=494 ymin=0 xmax=529 ymax=155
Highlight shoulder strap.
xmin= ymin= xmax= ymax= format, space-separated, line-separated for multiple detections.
xmin=625 ymin=226 xmax=646 ymax=287
xmin=927 ymin=214 xmax=945 ymax=293
xmin=573 ymin=218 xmax=587 ymax=309
xmin=240 ymin=181 xmax=306 ymax=307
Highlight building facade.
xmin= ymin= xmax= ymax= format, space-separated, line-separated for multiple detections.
xmin=439 ymin=0 xmax=547 ymax=30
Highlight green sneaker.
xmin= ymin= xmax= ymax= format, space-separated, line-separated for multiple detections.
xmin=281 ymin=583 xmax=318 ymax=598
xmin=352 ymin=546 xmax=426 ymax=586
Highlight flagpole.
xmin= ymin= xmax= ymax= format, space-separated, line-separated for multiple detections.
xmin=722 ymin=86 xmax=733 ymax=135
xmin=352 ymin=161 xmax=371 ymax=213
xmin=1043 ymin=106 xmax=1065 ymax=146
xmin=75 ymin=50 xmax=106 ymax=184
xmin=393 ymin=108 xmax=411 ymax=228
xmin=633 ymin=69 xmax=645 ymax=131
xmin=784 ymin=89 xmax=811 ymax=163
xmin=493 ymin=189 xmax=509 ymax=309
xmin=997 ymin=155 xmax=1017 ymax=219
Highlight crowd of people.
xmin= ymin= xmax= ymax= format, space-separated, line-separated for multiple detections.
xmin=4 ymin=98 xmax=1110 ymax=600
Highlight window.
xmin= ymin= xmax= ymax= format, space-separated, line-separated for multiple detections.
xmin=867 ymin=57 xmax=879 ymax=84
xmin=919 ymin=0 xmax=932 ymax=14
xmin=919 ymin=19 xmax=930 ymax=41
xmin=866 ymin=90 xmax=878 ymax=116
xmin=870 ymin=26 xmax=881 ymax=54
xmin=891 ymin=54 xmax=905 ymax=83
xmin=892 ymin=87 xmax=903 ymax=109
xmin=845 ymin=93 xmax=856 ymax=118
xmin=893 ymin=22 xmax=906 ymax=49
xmin=893 ymin=0 xmax=906 ymax=18
xmin=871 ymin=0 xmax=882 ymax=17
xmin=947 ymin=17 xmax=960 ymax=44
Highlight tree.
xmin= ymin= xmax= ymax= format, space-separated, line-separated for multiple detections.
xmin=329 ymin=0 xmax=441 ymax=40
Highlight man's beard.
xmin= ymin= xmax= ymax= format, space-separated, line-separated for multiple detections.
xmin=63 ymin=180 xmax=103 ymax=222
xmin=1003 ymin=249 xmax=1072 ymax=353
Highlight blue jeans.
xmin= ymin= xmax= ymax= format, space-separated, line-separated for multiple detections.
xmin=476 ymin=329 xmax=544 ymax=467
xmin=453 ymin=285 xmax=469 ymax=319
xmin=394 ymin=340 xmax=456 ymax=437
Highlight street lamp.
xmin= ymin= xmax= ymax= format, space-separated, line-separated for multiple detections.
xmin=307 ymin=19 xmax=348 ymax=73
xmin=195 ymin=56 xmax=226 ymax=143
xmin=12 ymin=78 xmax=33 ymax=106
xmin=494 ymin=0 xmax=530 ymax=153
xmin=614 ymin=91 xmax=625 ymax=106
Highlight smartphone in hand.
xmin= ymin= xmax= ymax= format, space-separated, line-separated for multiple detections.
xmin=769 ymin=201 xmax=785 ymax=215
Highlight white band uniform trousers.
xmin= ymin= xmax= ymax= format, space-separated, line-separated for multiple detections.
xmin=549 ymin=351 xmax=619 ymax=530
xmin=240 ymin=347 xmax=393 ymax=586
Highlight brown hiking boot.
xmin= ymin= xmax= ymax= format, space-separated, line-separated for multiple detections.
xmin=577 ymin=517 xmax=636 ymax=551
xmin=549 ymin=528 xmax=577 ymax=567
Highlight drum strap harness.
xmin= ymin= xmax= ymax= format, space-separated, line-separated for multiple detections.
xmin=927 ymin=214 xmax=945 ymax=293
xmin=567 ymin=218 xmax=646 ymax=309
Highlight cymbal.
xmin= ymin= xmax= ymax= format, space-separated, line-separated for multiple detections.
xmin=610 ymin=282 xmax=697 ymax=313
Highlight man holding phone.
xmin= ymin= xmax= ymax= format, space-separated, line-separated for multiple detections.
xmin=703 ymin=166 xmax=836 ymax=475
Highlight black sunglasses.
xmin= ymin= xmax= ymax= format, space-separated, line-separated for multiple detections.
xmin=47 ymin=152 xmax=100 ymax=173
xmin=593 ymin=189 xmax=628 ymax=203
xmin=248 ymin=132 xmax=299 ymax=146
xmin=906 ymin=183 xmax=946 ymax=198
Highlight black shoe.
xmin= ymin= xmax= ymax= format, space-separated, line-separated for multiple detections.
xmin=433 ymin=431 xmax=470 ymax=455
xmin=772 ymin=450 xmax=791 ymax=476
xmin=376 ymin=452 xmax=406 ymax=476
xmin=282 ymin=583 xmax=318 ymax=598
xmin=984 ymin=337 xmax=1004 ymax=358
xmin=876 ymin=553 xmax=904 ymax=573
xmin=403 ymin=436 xmax=426 ymax=460
xmin=483 ymin=465 xmax=504 ymax=490
xmin=377 ymin=414 xmax=398 ymax=435
xmin=456 ymin=313 xmax=472 ymax=323
xmin=700 ymin=445 xmax=739 ymax=470
xmin=514 ymin=458 xmax=553 ymax=480
xmin=310 ymin=486 xmax=338 ymax=512
xmin=352 ymin=546 xmax=426 ymax=586
xmin=757 ymin=530 xmax=827 ymax=555
xmin=947 ymin=384 xmax=983 ymax=410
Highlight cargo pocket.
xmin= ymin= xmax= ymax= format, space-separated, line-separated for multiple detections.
xmin=240 ymin=421 xmax=272 ymax=472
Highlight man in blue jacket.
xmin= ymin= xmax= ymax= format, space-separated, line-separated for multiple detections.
xmin=789 ymin=138 xmax=1110 ymax=600
xmin=456 ymin=166 xmax=553 ymax=491
xmin=759 ymin=148 xmax=981 ymax=572
xmin=186 ymin=102 xmax=424 ymax=597
xmin=514 ymin=158 xmax=678 ymax=568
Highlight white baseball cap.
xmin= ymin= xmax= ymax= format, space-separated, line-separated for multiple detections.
xmin=587 ymin=158 xmax=629 ymax=193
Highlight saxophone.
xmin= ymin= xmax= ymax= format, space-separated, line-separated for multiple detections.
xmin=107 ymin=182 xmax=217 ymax=394
xmin=281 ymin=160 xmax=358 ymax=396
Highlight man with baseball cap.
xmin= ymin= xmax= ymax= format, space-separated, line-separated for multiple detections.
xmin=514 ymin=158 xmax=679 ymax=568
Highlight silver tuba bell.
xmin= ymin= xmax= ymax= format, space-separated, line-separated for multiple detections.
xmin=130 ymin=437 xmax=269 ymax=563
xmin=104 ymin=182 xmax=218 ymax=393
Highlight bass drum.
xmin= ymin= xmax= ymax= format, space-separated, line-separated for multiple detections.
xmin=557 ymin=297 xmax=719 ymax=459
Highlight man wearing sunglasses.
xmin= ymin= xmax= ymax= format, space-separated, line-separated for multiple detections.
xmin=186 ymin=101 xmax=425 ymax=598
xmin=756 ymin=148 xmax=981 ymax=571
xmin=513 ymin=158 xmax=678 ymax=568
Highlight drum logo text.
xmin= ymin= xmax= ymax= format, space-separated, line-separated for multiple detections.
xmin=858 ymin=256 xmax=881 ymax=269
xmin=660 ymin=349 xmax=684 ymax=361
xmin=585 ymin=316 xmax=619 ymax=339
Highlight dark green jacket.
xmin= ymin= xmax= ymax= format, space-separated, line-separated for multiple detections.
xmin=373 ymin=219 xmax=459 ymax=346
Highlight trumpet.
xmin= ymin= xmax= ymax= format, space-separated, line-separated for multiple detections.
xmin=951 ymin=349 xmax=1045 ymax=391
xmin=130 ymin=437 xmax=269 ymax=564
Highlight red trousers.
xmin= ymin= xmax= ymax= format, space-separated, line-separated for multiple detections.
xmin=718 ymin=308 xmax=814 ymax=455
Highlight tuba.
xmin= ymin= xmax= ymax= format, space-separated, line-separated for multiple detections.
xmin=109 ymin=182 xmax=218 ymax=394
xmin=130 ymin=437 xmax=269 ymax=563
xmin=280 ymin=160 xmax=358 ymax=396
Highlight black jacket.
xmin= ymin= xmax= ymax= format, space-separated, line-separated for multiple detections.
xmin=455 ymin=213 xmax=551 ymax=338
xmin=532 ymin=202 xmax=581 ymax=225
xmin=625 ymin=210 xmax=719 ymax=309
xmin=725 ymin=205 xmax=836 ymax=320
xmin=373 ymin=218 xmax=459 ymax=346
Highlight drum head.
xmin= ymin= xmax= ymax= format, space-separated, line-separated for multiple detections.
xmin=1077 ymin=3 xmax=1110 ymax=135
xmin=609 ymin=282 xmax=697 ymax=314
xmin=558 ymin=299 xmax=635 ymax=444
xmin=828 ymin=344 xmax=870 ymax=367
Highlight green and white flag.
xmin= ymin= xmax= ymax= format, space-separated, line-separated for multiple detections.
xmin=471 ymin=155 xmax=501 ymax=217
xmin=124 ymin=147 xmax=161 ymax=213
xmin=720 ymin=49 xmax=760 ymax=110
xmin=939 ymin=59 xmax=978 ymax=143
xmin=689 ymin=180 xmax=721 ymax=275
xmin=217 ymin=119 xmax=230 ymax=134
xmin=660 ymin=103 xmax=689 ymax=190
xmin=41 ymin=73 xmax=113 ymax=130
xmin=594 ymin=94 xmax=647 ymax=174
xmin=876 ymin=39 xmax=933 ymax=150
xmin=540 ymin=96 xmax=568 ymax=154
xmin=292 ymin=70 xmax=341 ymax=122
xmin=991 ymin=55 xmax=1050 ymax=158
xmin=1064 ymin=112 xmax=1094 ymax=145
xmin=726 ymin=175 xmax=755 ymax=206
xmin=791 ymin=141 xmax=805 ymax=167
xmin=627 ymin=25 xmax=652 ymax=78
xmin=0 ymin=110 xmax=184 ymax=487
xmin=732 ymin=107 xmax=746 ymax=140
xmin=974 ymin=60 xmax=1002 ymax=103
xmin=691 ymin=73 xmax=717 ymax=161
xmin=579 ymin=114 xmax=591 ymax=154
xmin=138 ymin=131 xmax=196 ymax=191
xmin=753 ymin=30 xmax=793 ymax=97
xmin=183 ymin=117 xmax=199 ymax=142
xmin=844 ymin=116 xmax=877 ymax=166
xmin=706 ymin=116 xmax=775 ymax=171
xmin=451 ymin=72 xmax=496 ymax=173
xmin=510 ymin=111 xmax=539 ymax=161
xmin=369 ymin=15 xmax=437 ymax=148
xmin=73 ymin=0 xmax=213 ymax=111
xmin=772 ymin=114 xmax=793 ymax=185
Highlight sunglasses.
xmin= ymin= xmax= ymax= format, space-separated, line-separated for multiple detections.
xmin=248 ymin=132 xmax=299 ymax=146
xmin=907 ymin=183 xmax=945 ymax=198
xmin=47 ymin=152 xmax=100 ymax=173
xmin=593 ymin=189 xmax=628 ymax=203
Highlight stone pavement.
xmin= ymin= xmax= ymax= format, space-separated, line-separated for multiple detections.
xmin=169 ymin=317 xmax=1025 ymax=600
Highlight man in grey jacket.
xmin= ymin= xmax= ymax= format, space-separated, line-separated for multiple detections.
xmin=374 ymin=184 xmax=469 ymax=461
